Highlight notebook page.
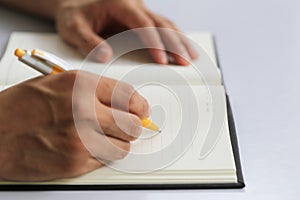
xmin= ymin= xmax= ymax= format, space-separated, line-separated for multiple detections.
xmin=10 ymin=85 xmax=236 ymax=185
xmin=0 ymin=32 xmax=237 ymax=184
xmin=94 ymin=85 xmax=236 ymax=173
xmin=0 ymin=32 xmax=83 ymax=90
xmin=0 ymin=32 xmax=221 ymax=90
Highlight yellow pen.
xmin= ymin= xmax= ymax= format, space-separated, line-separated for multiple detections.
xmin=14 ymin=48 xmax=160 ymax=132
xmin=15 ymin=48 xmax=67 ymax=75
xmin=141 ymin=118 xmax=160 ymax=132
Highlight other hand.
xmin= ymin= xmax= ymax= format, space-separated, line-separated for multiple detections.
xmin=55 ymin=0 xmax=198 ymax=65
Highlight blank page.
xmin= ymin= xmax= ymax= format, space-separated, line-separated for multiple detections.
xmin=0 ymin=32 xmax=221 ymax=89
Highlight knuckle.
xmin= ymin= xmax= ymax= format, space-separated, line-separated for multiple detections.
xmin=68 ymin=16 xmax=82 ymax=32
xmin=121 ymin=82 xmax=135 ymax=95
xmin=137 ymin=17 xmax=154 ymax=27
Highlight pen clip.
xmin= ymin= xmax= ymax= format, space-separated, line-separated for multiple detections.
xmin=31 ymin=49 xmax=71 ymax=70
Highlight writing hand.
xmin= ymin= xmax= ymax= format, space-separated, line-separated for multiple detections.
xmin=0 ymin=71 xmax=149 ymax=181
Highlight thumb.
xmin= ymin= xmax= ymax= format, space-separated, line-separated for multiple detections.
xmin=58 ymin=17 xmax=113 ymax=63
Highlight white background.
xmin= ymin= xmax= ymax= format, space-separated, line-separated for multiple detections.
xmin=0 ymin=0 xmax=299 ymax=199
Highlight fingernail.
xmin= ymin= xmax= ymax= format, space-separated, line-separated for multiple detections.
xmin=94 ymin=46 xmax=112 ymax=63
xmin=189 ymin=44 xmax=200 ymax=59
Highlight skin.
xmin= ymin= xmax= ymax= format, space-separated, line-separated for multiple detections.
xmin=0 ymin=71 xmax=149 ymax=181
xmin=0 ymin=0 xmax=199 ymax=65
xmin=0 ymin=0 xmax=199 ymax=181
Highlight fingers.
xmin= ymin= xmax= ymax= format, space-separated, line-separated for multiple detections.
xmin=57 ymin=3 xmax=198 ymax=65
xmin=56 ymin=11 xmax=113 ymax=63
xmin=72 ymin=70 xmax=149 ymax=124
xmin=78 ymin=105 xmax=147 ymax=162
xmin=157 ymin=28 xmax=190 ymax=66
xmin=57 ymin=1 xmax=198 ymax=66
xmin=114 ymin=8 xmax=168 ymax=65
xmin=119 ymin=9 xmax=199 ymax=65
xmin=96 ymin=76 xmax=150 ymax=119
xmin=113 ymin=5 xmax=199 ymax=66
xmin=178 ymin=34 xmax=200 ymax=60
xmin=96 ymin=103 xmax=142 ymax=142
xmin=80 ymin=128 xmax=131 ymax=161
xmin=149 ymin=13 xmax=199 ymax=65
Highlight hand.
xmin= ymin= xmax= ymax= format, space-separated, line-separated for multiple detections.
xmin=0 ymin=71 xmax=149 ymax=181
xmin=55 ymin=0 xmax=198 ymax=65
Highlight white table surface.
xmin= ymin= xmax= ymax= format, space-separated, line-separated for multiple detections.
xmin=0 ymin=0 xmax=299 ymax=199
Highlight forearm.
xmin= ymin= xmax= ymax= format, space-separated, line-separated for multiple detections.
xmin=0 ymin=0 xmax=63 ymax=20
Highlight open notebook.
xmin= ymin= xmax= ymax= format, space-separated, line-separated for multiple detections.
xmin=0 ymin=32 xmax=244 ymax=190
